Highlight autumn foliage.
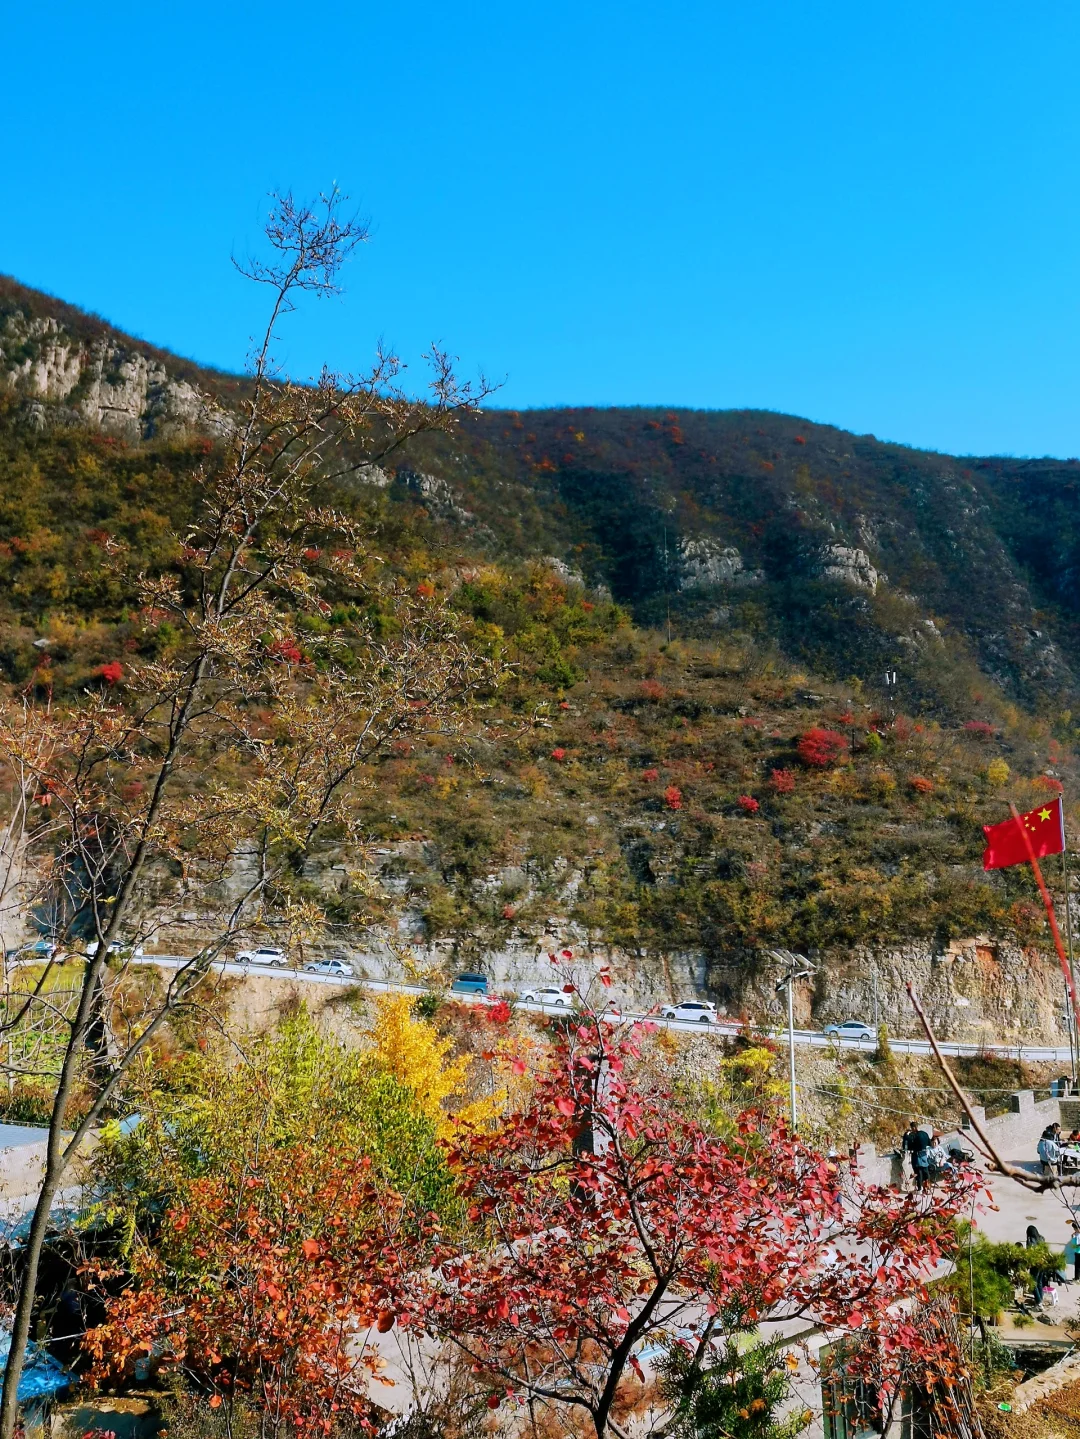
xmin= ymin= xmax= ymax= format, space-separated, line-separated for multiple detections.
xmin=88 ymin=1145 xmax=404 ymax=1436
xmin=770 ymin=767 xmax=796 ymax=793
xmin=400 ymin=1005 xmax=981 ymax=1439
xmin=796 ymin=727 xmax=848 ymax=768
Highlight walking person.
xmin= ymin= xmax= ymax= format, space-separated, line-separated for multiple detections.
xmin=1038 ymin=1125 xmax=1062 ymax=1183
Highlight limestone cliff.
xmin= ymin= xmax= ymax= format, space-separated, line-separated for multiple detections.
xmin=0 ymin=295 xmax=233 ymax=441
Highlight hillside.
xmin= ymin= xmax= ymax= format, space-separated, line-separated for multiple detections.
xmin=2 ymin=277 xmax=1080 ymax=1041
xmin=433 ymin=409 xmax=1080 ymax=720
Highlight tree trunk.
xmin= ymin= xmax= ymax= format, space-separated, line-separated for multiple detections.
xmin=0 ymin=1143 xmax=66 ymax=1435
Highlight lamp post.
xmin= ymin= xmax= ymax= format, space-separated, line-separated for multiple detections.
xmin=770 ymin=948 xmax=816 ymax=1132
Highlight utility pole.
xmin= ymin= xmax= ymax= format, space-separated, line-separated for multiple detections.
xmin=770 ymin=948 xmax=816 ymax=1133
xmin=872 ymin=961 xmax=880 ymax=1027
xmin=884 ymin=668 xmax=898 ymax=719
xmin=1058 ymin=831 xmax=1079 ymax=1090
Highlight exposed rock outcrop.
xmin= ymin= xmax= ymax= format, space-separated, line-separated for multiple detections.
xmin=0 ymin=312 xmax=232 ymax=440
xmin=819 ymin=543 xmax=881 ymax=592
xmin=678 ymin=538 xmax=764 ymax=589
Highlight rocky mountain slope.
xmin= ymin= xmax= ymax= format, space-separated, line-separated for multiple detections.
xmin=4 ymin=276 xmax=1080 ymax=1043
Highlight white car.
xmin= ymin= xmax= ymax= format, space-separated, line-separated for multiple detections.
xmin=237 ymin=946 xmax=289 ymax=967
xmin=661 ymin=1001 xmax=719 ymax=1024
xmin=519 ymin=985 xmax=572 ymax=1007
xmin=87 ymin=939 xmax=144 ymax=958
xmin=304 ymin=958 xmax=354 ymax=979
xmin=823 ymin=1019 xmax=874 ymax=1042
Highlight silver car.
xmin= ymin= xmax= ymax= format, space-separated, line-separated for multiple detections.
xmin=304 ymin=958 xmax=354 ymax=979
xmin=823 ymin=1020 xmax=874 ymax=1042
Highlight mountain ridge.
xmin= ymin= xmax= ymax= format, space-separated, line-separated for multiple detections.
xmin=6 ymin=275 xmax=1080 ymax=721
xmin=4 ymin=277 xmax=1080 ymax=1038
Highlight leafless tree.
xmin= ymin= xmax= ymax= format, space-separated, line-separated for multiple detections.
xmin=0 ymin=188 xmax=498 ymax=1438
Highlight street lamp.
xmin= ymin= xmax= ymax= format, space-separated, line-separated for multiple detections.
xmin=769 ymin=948 xmax=816 ymax=1132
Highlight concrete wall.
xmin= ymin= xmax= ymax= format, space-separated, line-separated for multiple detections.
xmin=850 ymin=1090 xmax=1060 ymax=1188
xmin=0 ymin=1124 xmax=50 ymax=1202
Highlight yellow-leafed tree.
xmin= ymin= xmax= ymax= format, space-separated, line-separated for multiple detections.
xmin=367 ymin=993 xmax=499 ymax=1138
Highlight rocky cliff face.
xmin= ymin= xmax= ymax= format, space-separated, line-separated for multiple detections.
xmin=0 ymin=311 xmax=232 ymax=441
xmin=132 ymin=835 xmax=1073 ymax=1047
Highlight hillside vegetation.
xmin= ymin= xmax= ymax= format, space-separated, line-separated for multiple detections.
xmin=1 ymin=279 xmax=1079 ymax=994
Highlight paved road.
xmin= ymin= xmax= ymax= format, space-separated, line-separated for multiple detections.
xmin=129 ymin=954 xmax=1075 ymax=1063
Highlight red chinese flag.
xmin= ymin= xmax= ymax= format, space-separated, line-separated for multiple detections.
xmin=983 ymin=796 xmax=1065 ymax=870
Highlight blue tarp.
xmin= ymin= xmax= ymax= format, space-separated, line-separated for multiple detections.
xmin=0 ymin=1331 xmax=71 ymax=1403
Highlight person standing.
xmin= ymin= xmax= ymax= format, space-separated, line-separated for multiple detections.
xmin=902 ymin=1119 xmax=931 ymax=1191
xmin=1065 ymin=1223 xmax=1080 ymax=1284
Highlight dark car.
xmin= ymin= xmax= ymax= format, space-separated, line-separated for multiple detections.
xmin=451 ymin=972 xmax=489 ymax=995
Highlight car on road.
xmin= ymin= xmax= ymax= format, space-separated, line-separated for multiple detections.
xmin=237 ymin=945 xmax=289 ymax=968
xmin=87 ymin=939 xmax=144 ymax=958
xmin=661 ymin=1001 xmax=719 ymax=1024
xmin=823 ymin=1019 xmax=874 ymax=1042
xmin=9 ymin=938 xmax=60 ymax=962
xmin=303 ymin=958 xmax=354 ymax=979
xmin=518 ymin=985 xmax=572 ymax=1007
xmin=451 ymin=972 xmax=489 ymax=995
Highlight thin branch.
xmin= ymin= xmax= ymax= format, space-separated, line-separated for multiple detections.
xmin=906 ymin=982 xmax=1070 ymax=1193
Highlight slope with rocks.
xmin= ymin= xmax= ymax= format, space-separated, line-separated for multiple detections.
xmin=2 ymin=279 xmax=1080 ymax=1042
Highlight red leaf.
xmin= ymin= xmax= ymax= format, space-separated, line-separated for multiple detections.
xmin=555 ymin=1097 xmax=575 ymax=1116
xmin=301 ymin=1239 xmax=322 ymax=1260
xmin=377 ymin=1311 xmax=396 ymax=1333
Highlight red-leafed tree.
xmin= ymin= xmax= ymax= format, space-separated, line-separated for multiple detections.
xmin=404 ymin=1008 xmax=981 ymax=1439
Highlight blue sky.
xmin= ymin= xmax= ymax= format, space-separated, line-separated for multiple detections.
xmin=6 ymin=2 xmax=1080 ymax=456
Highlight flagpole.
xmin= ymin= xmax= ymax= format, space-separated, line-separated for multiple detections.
xmin=1009 ymin=803 xmax=1080 ymax=1058
xmin=1063 ymin=836 xmax=1078 ymax=1091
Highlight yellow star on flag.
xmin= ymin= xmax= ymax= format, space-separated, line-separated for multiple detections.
xmin=1039 ymin=808 xmax=1053 ymax=822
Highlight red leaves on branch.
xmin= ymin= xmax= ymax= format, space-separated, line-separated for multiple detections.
xmin=664 ymin=784 xmax=683 ymax=810
xmin=550 ymin=747 xmax=567 ymax=762
xmin=797 ymin=727 xmax=847 ymax=767
xmin=770 ymin=767 xmax=796 ymax=793
xmin=97 ymin=661 xmax=124 ymax=686
xmin=398 ymin=1007 xmax=983 ymax=1439
xmin=641 ymin=768 xmax=660 ymax=782
xmin=963 ymin=720 xmax=994 ymax=739
xmin=268 ymin=639 xmax=303 ymax=665
xmin=736 ymin=794 xmax=760 ymax=813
